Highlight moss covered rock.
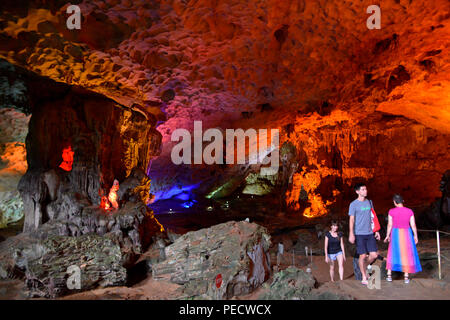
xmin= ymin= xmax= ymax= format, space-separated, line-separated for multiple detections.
xmin=259 ymin=267 xmax=316 ymax=300
xmin=24 ymin=234 xmax=126 ymax=298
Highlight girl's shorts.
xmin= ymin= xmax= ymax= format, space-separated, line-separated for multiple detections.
xmin=328 ymin=251 xmax=343 ymax=261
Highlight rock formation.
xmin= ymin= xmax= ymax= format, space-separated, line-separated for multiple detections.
xmin=419 ymin=170 xmax=450 ymax=229
xmin=25 ymin=234 xmax=126 ymax=298
xmin=0 ymin=60 xmax=166 ymax=296
xmin=152 ymin=220 xmax=271 ymax=299
xmin=1 ymin=64 xmax=164 ymax=250
xmin=0 ymin=232 xmax=126 ymax=298
xmin=259 ymin=266 xmax=316 ymax=300
xmin=440 ymin=170 xmax=450 ymax=224
xmin=18 ymin=82 xmax=161 ymax=231
xmin=0 ymin=61 xmax=30 ymax=227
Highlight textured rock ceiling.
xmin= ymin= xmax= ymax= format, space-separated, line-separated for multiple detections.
xmin=1 ymin=0 xmax=449 ymax=131
xmin=0 ymin=0 xmax=449 ymax=214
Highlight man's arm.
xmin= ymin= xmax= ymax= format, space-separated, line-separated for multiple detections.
xmin=374 ymin=231 xmax=380 ymax=240
xmin=349 ymin=215 xmax=355 ymax=244
xmin=348 ymin=203 xmax=356 ymax=244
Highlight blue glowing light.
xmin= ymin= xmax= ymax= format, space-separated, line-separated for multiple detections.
xmin=181 ymin=199 xmax=197 ymax=208
xmin=152 ymin=182 xmax=201 ymax=202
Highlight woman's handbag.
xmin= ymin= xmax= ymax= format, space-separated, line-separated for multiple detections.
xmin=369 ymin=200 xmax=381 ymax=232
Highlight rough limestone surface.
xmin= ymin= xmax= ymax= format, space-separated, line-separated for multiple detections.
xmin=0 ymin=191 xmax=24 ymax=228
xmin=24 ymin=234 xmax=126 ymax=298
xmin=0 ymin=64 xmax=165 ymax=265
xmin=152 ymin=221 xmax=271 ymax=299
xmin=26 ymin=201 xmax=154 ymax=267
xmin=305 ymin=290 xmax=354 ymax=300
xmin=0 ymin=233 xmax=126 ymax=298
xmin=0 ymin=86 xmax=29 ymax=227
xmin=0 ymin=233 xmax=38 ymax=280
xmin=259 ymin=267 xmax=316 ymax=300
xmin=16 ymin=78 xmax=161 ymax=234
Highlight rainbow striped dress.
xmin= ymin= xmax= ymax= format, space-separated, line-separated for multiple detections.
xmin=386 ymin=207 xmax=422 ymax=273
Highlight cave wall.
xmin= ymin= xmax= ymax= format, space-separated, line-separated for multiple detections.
xmin=24 ymin=87 xmax=158 ymax=192
xmin=0 ymin=108 xmax=29 ymax=227
xmin=0 ymin=0 xmax=448 ymax=215
xmin=191 ymin=108 xmax=450 ymax=219
xmin=0 ymin=60 xmax=31 ymax=227
xmin=17 ymin=82 xmax=162 ymax=232
xmin=282 ymin=111 xmax=450 ymax=217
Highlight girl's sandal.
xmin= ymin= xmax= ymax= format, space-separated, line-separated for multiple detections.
xmin=386 ymin=275 xmax=392 ymax=282
xmin=404 ymin=275 xmax=410 ymax=284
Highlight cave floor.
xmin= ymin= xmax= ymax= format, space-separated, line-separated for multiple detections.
xmin=1 ymin=239 xmax=448 ymax=300
xmin=56 ymin=239 xmax=450 ymax=300
xmin=1 ymin=195 xmax=449 ymax=300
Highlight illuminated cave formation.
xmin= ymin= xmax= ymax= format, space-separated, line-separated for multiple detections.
xmin=0 ymin=0 xmax=448 ymax=228
xmin=58 ymin=145 xmax=74 ymax=172
xmin=0 ymin=0 xmax=449 ymax=300
xmin=107 ymin=179 xmax=120 ymax=210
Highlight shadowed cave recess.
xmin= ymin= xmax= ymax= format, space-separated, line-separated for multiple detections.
xmin=0 ymin=0 xmax=449 ymax=300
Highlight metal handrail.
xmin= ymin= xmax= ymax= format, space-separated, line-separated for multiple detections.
xmin=275 ymin=228 xmax=449 ymax=280
xmin=417 ymin=229 xmax=450 ymax=236
xmin=411 ymin=229 xmax=447 ymax=280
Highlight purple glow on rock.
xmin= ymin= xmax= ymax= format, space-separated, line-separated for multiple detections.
xmin=152 ymin=182 xmax=201 ymax=202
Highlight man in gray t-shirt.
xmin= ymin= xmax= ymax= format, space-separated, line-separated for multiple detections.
xmin=348 ymin=183 xmax=380 ymax=285
xmin=349 ymin=199 xmax=373 ymax=235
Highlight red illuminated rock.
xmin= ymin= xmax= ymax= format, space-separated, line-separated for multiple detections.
xmin=58 ymin=145 xmax=74 ymax=172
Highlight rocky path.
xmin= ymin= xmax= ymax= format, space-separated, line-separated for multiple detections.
xmin=315 ymin=278 xmax=449 ymax=300
xmin=238 ymin=249 xmax=450 ymax=300
xmin=1 ymin=225 xmax=449 ymax=300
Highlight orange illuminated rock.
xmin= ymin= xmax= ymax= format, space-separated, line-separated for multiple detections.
xmin=0 ymin=142 xmax=27 ymax=175
xmin=108 ymin=179 xmax=120 ymax=210
xmin=100 ymin=195 xmax=110 ymax=210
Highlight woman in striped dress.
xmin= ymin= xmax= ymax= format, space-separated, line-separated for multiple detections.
xmin=383 ymin=194 xmax=422 ymax=283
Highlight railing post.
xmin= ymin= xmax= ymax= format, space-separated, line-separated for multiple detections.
xmin=437 ymin=230 xmax=441 ymax=280
xmin=292 ymin=249 xmax=295 ymax=267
